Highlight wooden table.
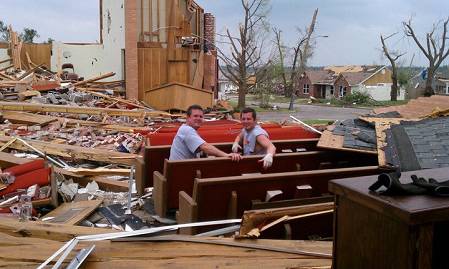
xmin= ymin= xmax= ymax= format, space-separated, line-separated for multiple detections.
xmin=329 ymin=167 xmax=449 ymax=269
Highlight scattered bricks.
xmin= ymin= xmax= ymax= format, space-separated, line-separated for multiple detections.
xmin=17 ymin=126 xmax=28 ymax=131
xmin=47 ymin=93 xmax=60 ymax=104
xmin=67 ymin=139 xmax=76 ymax=145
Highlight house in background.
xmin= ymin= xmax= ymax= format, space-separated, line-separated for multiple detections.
xmin=435 ymin=77 xmax=449 ymax=95
xmin=296 ymin=65 xmax=403 ymax=101
xmin=296 ymin=70 xmax=338 ymax=99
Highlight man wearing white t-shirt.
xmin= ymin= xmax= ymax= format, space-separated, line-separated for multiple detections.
xmin=169 ymin=104 xmax=242 ymax=161
xmin=232 ymin=107 xmax=276 ymax=169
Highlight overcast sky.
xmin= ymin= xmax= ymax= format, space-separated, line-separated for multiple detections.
xmin=1 ymin=0 xmax=448 ymax=66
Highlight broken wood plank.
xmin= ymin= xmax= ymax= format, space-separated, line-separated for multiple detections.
xmin=1 ymin=111 xmax=150 ymax=132
xmin=72 ymin=175 xmax=129 ymax=192
xmin=0 ymin=71 xmax=16 ymax=81
xmin=18 ymin=90 xmax=40 ymax=101
xmin=239 ymin=202 xmax=334 ymax=235
xmin=42 ymin=199 xmax=103 ymax=225
xmin=76 ymin=87 xmax=146 ymax=109
xmin=0 ymin=151 xmax=32 ymax=168
xmin=65 ymin=167 xmax=130 ymax=176
xmin=0 ymin=231 xmax=332 ymax=268
xmin=0 ymin=216 xmax=116 ymax=241
xmin=72 ymin=72 xmax=116 ymax=87
xmin=0 ymin=101 xmax=162 ymax=118
xmin=0 ymin=136 xmax=138 ymax=165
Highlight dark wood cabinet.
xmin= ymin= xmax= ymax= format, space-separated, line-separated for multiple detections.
xmin=329 ymin=167 xmax=449 ymax=269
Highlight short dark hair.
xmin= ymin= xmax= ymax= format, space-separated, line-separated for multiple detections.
xmin=241 ymin=107 xmax=257 ymax=120
xmin=187 ymin=104 xmax=204 ymax=116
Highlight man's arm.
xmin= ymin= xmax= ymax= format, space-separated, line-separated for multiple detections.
xmin=199 ymin=143 xmax=242 ymax=161
xmin=256 ymin=135 xmax=276 ymax=169
xmin=232 ymin=131 xmax=243 ymax=153
xmin=256 ymin=135 xmax=276 ymax=156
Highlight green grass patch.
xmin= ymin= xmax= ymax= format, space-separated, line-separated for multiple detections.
xmin=302 ymin=119 xmax=335 ymax=125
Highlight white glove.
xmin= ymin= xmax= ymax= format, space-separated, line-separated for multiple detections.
xmin=232 ymin=142 xmax=242 ymax=153
xmin=260 ymin=153 xmax=273 ymax=169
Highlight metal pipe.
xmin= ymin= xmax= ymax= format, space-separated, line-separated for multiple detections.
xmin=289 ymin=115 xmax=323 ymax=135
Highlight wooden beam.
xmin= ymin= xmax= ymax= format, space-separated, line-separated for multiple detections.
xmin=1 ymin=111 xmax=150 ymax=132
xmin=76 ymin=87 xmax=146 ymax=109
xmin=0 ymin=151 xmax=33 ymax=168
xmin=239 ymin=202 xmax=334 ymax=235
xmin=0 ymin=216 xmax=116 ymax=241
xmin=0 ymin=136 xmax=138 ymax=165
xmin=0 ymin=72 xmax=16 ymax=81
xmin=69 ymin=174 xmax=129 ymax=192
xmin=0 ymin=101 xmax=146 ymax=118
xmin=72 ymin=72 xmax=116 ymax=87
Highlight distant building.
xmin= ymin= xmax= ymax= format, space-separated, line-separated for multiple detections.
xmin=296 ymin=65 xmax=405 ymax=101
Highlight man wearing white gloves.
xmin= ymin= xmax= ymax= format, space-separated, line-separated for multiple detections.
xmin=170 ymin=104 xmax=242 ymax=162
xmin=232 ymin=107 xmax=276 ymax=169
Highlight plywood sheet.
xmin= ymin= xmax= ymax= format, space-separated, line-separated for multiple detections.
xmin=43 ymin=199 xmax=103 ymax=225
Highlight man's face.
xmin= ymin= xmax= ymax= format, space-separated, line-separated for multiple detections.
xmin=241 ymin=112 xmax=256 ymax=130
xmin=186 ymin=109 xmax=204 ymax=129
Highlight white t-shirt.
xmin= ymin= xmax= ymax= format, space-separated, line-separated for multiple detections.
xmin=169 ymin=124 xmax=205 ymax=160
xmin=243 ymin=125 xmax=269 ymax=155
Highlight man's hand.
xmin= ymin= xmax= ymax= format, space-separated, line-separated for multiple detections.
xmin=232 ymin=142 xmax=242 ymax=153
xmin=258 ymin=153 xmax=273 ymax=169
xmin=228 ymin=152 xmax=242 ymax=162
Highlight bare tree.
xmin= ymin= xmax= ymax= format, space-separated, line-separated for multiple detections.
xmin=218 ymin=0 xmax=271 ymax=109
xmin=273 ymin=9 xmax=318 ymax=110
xmin=380 ymin=33 xmax=405 ymax=101
xmin=403 ymin=18 xmax=449 ymax=96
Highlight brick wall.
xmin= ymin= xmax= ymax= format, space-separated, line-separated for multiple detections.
xmin=204 ymin=13 xmax=215 ymax=51
xmin=296 ymin=77 xmax=312 ymax=98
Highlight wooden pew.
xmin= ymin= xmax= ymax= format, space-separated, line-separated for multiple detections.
xmin=143 ymin=138 xmax=320 ymax=191
xmin=153 ymin=150 xmax=378 ymax=216
xmin=177 ymin=166 xmax=387 ymax=234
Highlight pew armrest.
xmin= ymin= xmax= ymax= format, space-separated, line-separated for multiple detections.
xmin=153 ymin=171 xmax=168 ymax=217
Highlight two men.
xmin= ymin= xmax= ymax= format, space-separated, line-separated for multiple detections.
xmin=169 ymin=105 xmax=275 ymax=169
xmin=232 ymin=107 xmax=276 ymax=168
xmin=169 ymin=105 xmax=241 ymax=161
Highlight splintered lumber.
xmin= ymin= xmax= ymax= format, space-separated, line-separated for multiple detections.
xmin=0 ymin=233 xmax=332 ymax=268
xmin=65 ymin=167 xmax=130 ymax=176
xmin=42 ymin=199 xmax=103 ymax=225
xmin=239 ymin=202 xmax=334 ymax=235
xmin=18 ymin=90 xmax=40 ymax=101
xmin=0 ymin=136 xmax=138 ymax=165
xmin=0 ymin=216 xmax=116 ymax=241
xmin=0 ymin=101 xmax=170 ymax=118
xmin=74 ymin=175 xmax=129 ymax=192
xmin=122 ymin=235 xmax=332 ymax=258
xmin=72 ymin=72 xmax=116 ymax=87
xmin=1 ymin=111 xmax=150 ymax=132
xmin=0 ymin=101 xmax=146 ymax=117
xmin=0 ymin=151 xmax=33 ymax=168
xmin=77 ymin=87 xmax=146 ymax=109
xmin=0 ymin=71 xmax=16 ymax=81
